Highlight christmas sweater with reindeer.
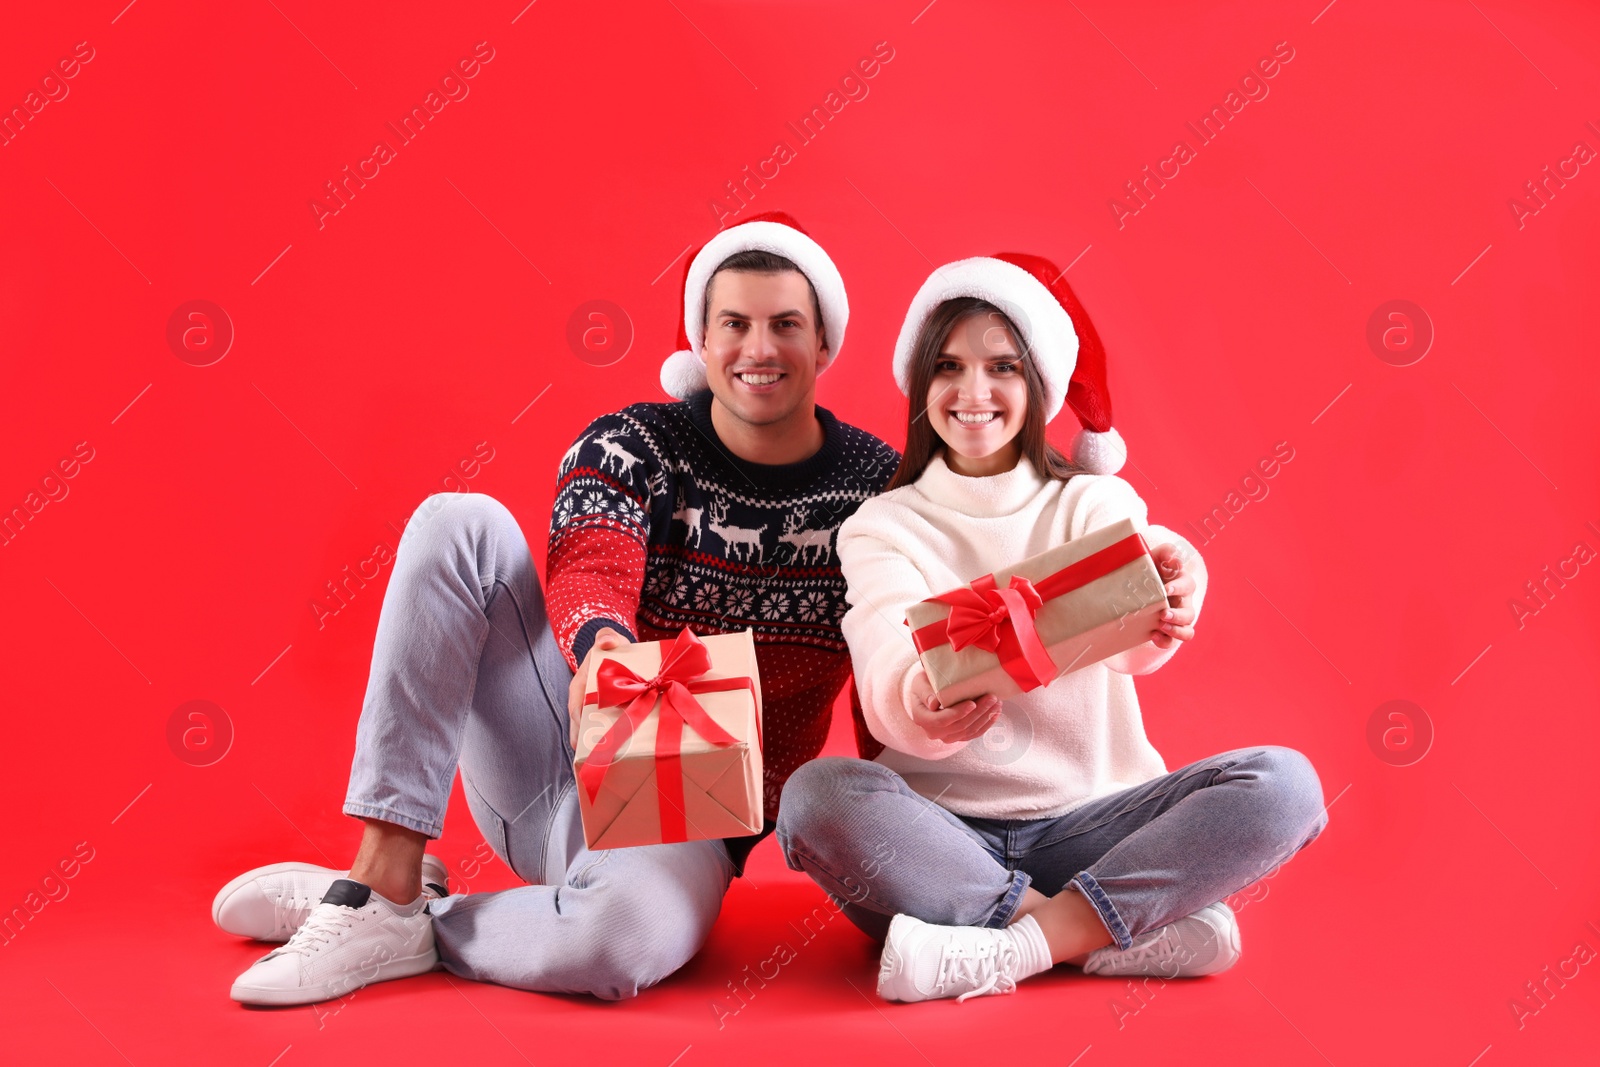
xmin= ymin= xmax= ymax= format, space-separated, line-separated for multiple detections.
xmin=546 ymin=389 xmax=899 ymax=841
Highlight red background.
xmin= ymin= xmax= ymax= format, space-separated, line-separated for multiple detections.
xmin=3 ymin=1 xmax=1597 ymax=1064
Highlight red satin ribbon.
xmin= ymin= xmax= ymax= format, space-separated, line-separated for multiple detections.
xmin=910 ymin=532 xmax=1152 ymax=692
xmin=578 ymin=628 xmax=751 ymax=843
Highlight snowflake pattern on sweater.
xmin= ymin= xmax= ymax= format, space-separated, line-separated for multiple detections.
xmin=545 ymin=391 xmax=899 ymax=842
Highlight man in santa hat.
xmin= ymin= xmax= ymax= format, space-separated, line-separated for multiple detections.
xmin=213 ymin=212 xmax=903 ymax=1004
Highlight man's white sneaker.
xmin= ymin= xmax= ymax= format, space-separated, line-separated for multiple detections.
xmin=213 ymin=855 xmax=448 ymax=941
xmin=230 ymin=879 xmax=440 ymax=1006
xmin=877 ymin=913 xmax=1053 ymax=1003
xmin=1081 ymin=901 xmax=1241 ymax=978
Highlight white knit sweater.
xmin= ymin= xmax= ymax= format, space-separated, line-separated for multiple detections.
xmin=837 ymin=451 xmax=1209 ymax=819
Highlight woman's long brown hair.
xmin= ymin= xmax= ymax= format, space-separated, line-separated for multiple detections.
xmin=886 ymin=297 xmax=1086 ymax=491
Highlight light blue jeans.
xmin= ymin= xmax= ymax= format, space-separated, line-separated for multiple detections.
xmin=777 ymin=748 xmax=1328 ymax=950
xmin=344 ymin=493 xmax=734 ymax=999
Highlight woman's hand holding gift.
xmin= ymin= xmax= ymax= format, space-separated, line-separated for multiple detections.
xmin=908 ymin=664 xmax=1002 ymax=744
xmin=1148 ymin=543 xmax=1197 ymax=650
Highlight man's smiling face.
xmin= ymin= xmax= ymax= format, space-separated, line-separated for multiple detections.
xmin=700 ymin=269 xmax=830 ymax=430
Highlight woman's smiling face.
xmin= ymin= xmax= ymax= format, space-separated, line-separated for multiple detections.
xmin=924 ymin=311 xmax=1028 ymax=477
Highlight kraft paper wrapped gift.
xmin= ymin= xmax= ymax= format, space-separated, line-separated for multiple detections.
xmin=906 ymin=518 xmax=1169 ymax=706
xmin=574 ymin=627 xmax=763 ymax=850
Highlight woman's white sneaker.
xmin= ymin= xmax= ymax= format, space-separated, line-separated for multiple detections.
xmin=213 ymin=856 xmax=448 ymax=942
xmin=1081 ymin=901 xmax=1241 ymax=978
xmin=229 ymin=879 xmax=440 ymax=1006
xmin=876 ymin=913 xmax=1053 ymax=1003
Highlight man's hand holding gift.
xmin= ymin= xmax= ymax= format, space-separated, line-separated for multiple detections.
xmin=568 ymin=627 xmax=632 ymax=751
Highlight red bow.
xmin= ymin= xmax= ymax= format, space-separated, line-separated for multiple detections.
xmin=935 ymin=574 xmax=1056 ymax=691
xmin=944 ymin=576 xmax=1044 ymax=653
xmin=578 ymin=628 xmax=749 ymax=843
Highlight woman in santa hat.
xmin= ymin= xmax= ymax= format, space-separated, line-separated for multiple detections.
xmin=776 ymin=253 xmax=1330 ymax=1004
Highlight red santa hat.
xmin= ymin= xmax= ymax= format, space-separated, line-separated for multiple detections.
xmin=660 ymin=211 xmax=849 ymax=399
xmin=890 ymin=253 xmax=1126 ymax=476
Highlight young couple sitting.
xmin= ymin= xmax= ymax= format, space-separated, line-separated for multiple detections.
xmin=213 ymin=211 xmax=1327 ymax=1007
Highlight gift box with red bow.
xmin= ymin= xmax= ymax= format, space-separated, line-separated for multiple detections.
xmin=573 ymin=627 xmax=764 ymax=850
xmin=906 ymin=518 xmax=1169 ymax=706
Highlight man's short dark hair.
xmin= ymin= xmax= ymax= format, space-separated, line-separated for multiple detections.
xmin=702 ymin=251 xmax=825 ymax=348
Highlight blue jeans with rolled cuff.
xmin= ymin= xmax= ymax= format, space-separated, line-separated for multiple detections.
xmin=776 ymin=747 xmax=1328 ymax=950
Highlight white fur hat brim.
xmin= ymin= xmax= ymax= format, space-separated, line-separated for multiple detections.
xmin=891 ymin=257 xmax=1077 ymax=421
xmin=663 ymin=220 xmax=848 ymax=400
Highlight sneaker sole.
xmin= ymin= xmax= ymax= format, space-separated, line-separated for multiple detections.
xmin=212 ymin=857 xmax=450 ymax=938
xmin=229 ymin=947 xmax=439 ymax=1006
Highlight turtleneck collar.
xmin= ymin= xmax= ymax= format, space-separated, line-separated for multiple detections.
xmin=913 ymin=449 xmax=1050 ymax=518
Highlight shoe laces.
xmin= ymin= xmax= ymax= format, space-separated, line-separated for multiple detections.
xmin=272 ymin=904 xmax=368 ymax=959
xmin=270 ymin=890 xmax=315 ymax=935
xmin=1100 ymin=921 xmax=1222 ymax=979
xmin=1096 ymin=926 xmax=1189 ymax=977
xmin=936 ymin=934 xmax=1022 ymax=1003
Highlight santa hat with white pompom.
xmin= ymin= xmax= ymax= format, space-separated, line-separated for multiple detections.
xmin=891 ymin=252 xmax=1128 ymax=476
xmin=659 ymin=210 xmax=849 ymax=400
